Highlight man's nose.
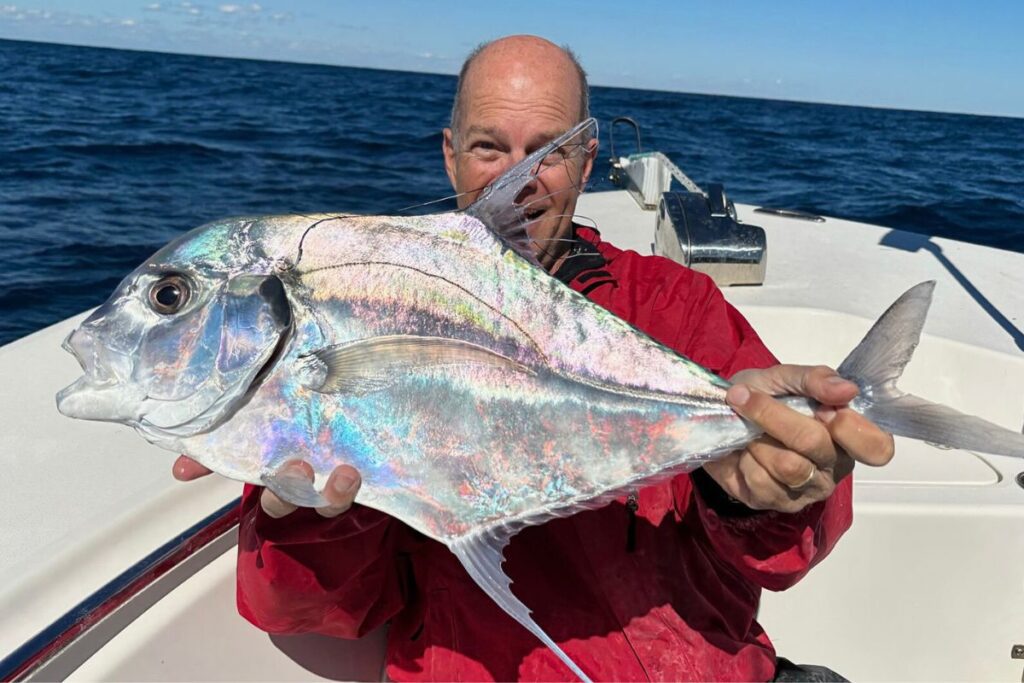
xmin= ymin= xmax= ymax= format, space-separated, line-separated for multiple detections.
xmin=493 ymin=150 xmax=527 ymax=179
xmin=506 ymin=150 xmax=542 ymax=202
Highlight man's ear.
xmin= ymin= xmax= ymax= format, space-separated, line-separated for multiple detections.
xmin=442 ymin=128 xmax=458 ymax=190
xmin=579 ymin=137 xmax=598 ymax=187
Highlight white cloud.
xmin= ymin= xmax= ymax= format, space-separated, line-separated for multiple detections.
xmin=146 ymin=3 xmax=161 ymax=10
xmin=217 ymin=3 xmax=262 ymax=14
xmin=121 ymin=18 xmax=136 ymax=26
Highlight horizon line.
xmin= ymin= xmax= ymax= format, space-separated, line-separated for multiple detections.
xmin=2 ymin=35 xmax=1020 ymax=122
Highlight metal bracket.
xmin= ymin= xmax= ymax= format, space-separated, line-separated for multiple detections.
xmin=1012 ymin=644 xmax=1024 ymax=682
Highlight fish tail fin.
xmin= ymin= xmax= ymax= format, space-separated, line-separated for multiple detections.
xmin=839 ymin=281 xmax=1024 ymax=458
xmin=450 ymin=532 xmax=592 ymax=683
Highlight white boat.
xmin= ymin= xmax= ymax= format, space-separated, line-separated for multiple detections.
xmin=2 ymin=148 xmax=1022 ymax=681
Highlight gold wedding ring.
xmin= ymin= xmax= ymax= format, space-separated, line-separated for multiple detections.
xmin=790 ymin=465 xmax=817 ymax=490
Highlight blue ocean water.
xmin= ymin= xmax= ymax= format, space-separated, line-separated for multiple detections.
xmin=1 ymin=38 xmax=1022 ymax=346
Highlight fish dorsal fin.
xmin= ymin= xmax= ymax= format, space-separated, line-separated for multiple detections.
xmin=298 ymin=335 xmax=534 ymax=395
xmin=449 ymin=531 xmax=592 ymax=683
xmin=464 ymin=118 xmax=598 ymax=266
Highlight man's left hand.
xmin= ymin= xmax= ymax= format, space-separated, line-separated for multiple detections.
xmin=703 ymin=364 xmax=895 ymax=514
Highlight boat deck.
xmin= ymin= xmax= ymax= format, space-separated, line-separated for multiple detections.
xmin=2 ymin=189 xmax=1023 ymax=680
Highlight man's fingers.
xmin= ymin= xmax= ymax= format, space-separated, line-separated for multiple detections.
xmin=801 ymin=365 xmax=859 ymax=406
xmin=260 ymin=460 xmax=311 ymax=518
xmin=172 ymin=454 xmax=212 ymax=481
xmin=702 ymin=452 xmax=749 ymax=503
xmin=730 ymin=364 xmax=856 ymax=402
xmin=745 ymin=436 xmax=821 ymax=490
xmin=735 ymin=451 xmax=799 ymax=512
xmin=828 ymin=409 xmax=896 ymax=467
xmin=260 ymin=461 xmax=361 ymax=519
xmin=260 ymin=487 xmax=298 ymax=519
xmin=318 ymin=466 xmax=361 ymax=518
xmin=727 ymin=384 xmax=838 ymax=469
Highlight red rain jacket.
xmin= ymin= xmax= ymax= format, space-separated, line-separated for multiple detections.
xmin=236 ymin=227 xmax=853 ymax=681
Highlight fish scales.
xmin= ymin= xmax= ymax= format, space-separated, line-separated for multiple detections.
xmin=170 ymin=211 xmax=750 ymax=539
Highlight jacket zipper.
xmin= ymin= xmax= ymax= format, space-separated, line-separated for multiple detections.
xmin=625 ymin=490 xmax=639 ymax=553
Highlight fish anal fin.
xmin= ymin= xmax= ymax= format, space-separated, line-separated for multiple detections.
xmin=298 ymin=335 xmax=535 ymax=395
xmin=449 ymin=531 xmax=592 ymax=682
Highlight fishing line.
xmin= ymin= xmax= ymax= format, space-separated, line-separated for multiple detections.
xmin=290 ymin=123 xmax=595 ymax=270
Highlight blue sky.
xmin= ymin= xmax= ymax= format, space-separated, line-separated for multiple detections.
xmin=2 ymin=1 xmax=1022 ymax=117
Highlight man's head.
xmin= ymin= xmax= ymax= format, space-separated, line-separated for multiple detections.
xmin=443 ymin=35 xmax=597 ymax=273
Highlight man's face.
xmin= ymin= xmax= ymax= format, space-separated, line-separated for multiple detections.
xmin=442 ymin=50 xmax=596 ymax=273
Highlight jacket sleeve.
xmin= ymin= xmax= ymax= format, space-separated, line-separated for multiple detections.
xmin=652 ymin=268 xmax=854 ymax=591
xmin=235 ymin=483 xmax=413 ymax=638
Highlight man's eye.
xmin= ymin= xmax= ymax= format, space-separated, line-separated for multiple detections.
xmin=471 ymin=141 xmax=499 ymax=154
xmin=540 ymin=146 xmax=572 ymax=168
xmin=469 ymin=142 xmax=502 ymax=160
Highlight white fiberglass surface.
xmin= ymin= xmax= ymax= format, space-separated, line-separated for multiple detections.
xmin=68 ymin=548 xmax=388 ymax=682
xmin=0 ymin=315 xmax=240 ymax=660
xmin=758 ymin=505 xmax=1024 ymax=681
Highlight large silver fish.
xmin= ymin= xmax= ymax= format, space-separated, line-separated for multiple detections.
xmin=57 ymin=120 xmax=1024 ymax=682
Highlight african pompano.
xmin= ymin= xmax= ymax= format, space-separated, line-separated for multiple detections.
xmin=57 ymin=119 xmax=1024 ymax=682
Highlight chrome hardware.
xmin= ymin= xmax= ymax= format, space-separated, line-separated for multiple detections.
xmin=606 ymin=117 xmax=702 ymax=208
xmin=753 ymin=206 xmax=825 ymax=222
xmin=1015 ymin=471 xmax=1024 ymax=489
xmin=607 ymin=117 xmax=641 ymax=188
xmin=609 ymin=116 xmax=642 ymax=158
xmin=656 ymin=190 xmax=767 ymax=286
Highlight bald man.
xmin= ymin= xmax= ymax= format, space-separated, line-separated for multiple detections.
xmin=178 ymin=35 xmax=891 ymax=681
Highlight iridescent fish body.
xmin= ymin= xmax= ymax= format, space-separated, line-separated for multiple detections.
xmin=57 ymin=121 xmax=1024 ymax=682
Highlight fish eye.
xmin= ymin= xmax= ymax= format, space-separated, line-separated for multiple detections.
xmin=148 ymin=274 xmax=191 ymax=315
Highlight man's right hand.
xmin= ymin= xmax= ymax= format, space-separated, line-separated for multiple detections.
xmin=172 ymin=455 xmax=361 ymax=519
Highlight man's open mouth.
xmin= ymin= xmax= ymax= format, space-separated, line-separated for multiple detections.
xmin=523 ymin=207 xmax=546 ymax=222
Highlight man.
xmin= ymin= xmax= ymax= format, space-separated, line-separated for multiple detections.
xmin=176 ymin=35 xmax=893 ymax=680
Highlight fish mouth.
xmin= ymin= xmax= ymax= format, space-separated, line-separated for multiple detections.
xmin=62 ymin=329 xmax=89 ymax=374
xmin=56 ymin=375 xmax=145 ymax=422
xmin=61 ymin=327 xmax=116 ymax=384
xmin=57 ymin=327 xmax=141 ymax=422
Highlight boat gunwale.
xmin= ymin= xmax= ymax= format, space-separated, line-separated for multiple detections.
xmin=0 ymin=497 xmax=240 ymax=681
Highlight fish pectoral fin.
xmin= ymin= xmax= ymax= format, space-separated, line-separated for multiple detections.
xmin=298 ymin=335 xmax=534 ymax=395
xmin=449 ymin=531 xmax=592 ymax=683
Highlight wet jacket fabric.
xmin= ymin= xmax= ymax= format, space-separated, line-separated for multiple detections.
xmin=236 ymin=227 xmax=854 ymax=681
